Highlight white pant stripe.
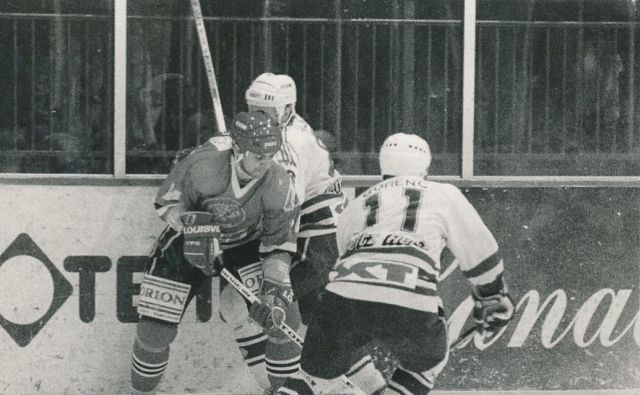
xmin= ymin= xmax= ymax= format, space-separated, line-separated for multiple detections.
xmin=387 ymin=382 xmax=412 ymax=395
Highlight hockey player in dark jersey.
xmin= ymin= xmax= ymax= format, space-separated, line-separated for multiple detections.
xmin=277 ymin=133 xmax=515 ymax=395
xmin=129 ymin=111 xmax=302 ymax=394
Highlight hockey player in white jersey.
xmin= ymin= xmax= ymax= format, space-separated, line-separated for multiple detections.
xmin=246 ymin=72 xmax=343 ymax=321
xmin=277 ymin=133 xmax=515 ymax=395
xmin=245 ymin=73 xmax=385 ymax=391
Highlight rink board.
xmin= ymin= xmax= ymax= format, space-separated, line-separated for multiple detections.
xmin=0 ymin=184 xmax=638 ymax=394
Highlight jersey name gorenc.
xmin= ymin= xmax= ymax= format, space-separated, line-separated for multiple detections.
xmin=274 ymin=114 xmax=345 ymax=238
xmin=155 ymin=135 xmax=298 ymax=254
xmin=327 ymin=176 xmax=504 ymax=313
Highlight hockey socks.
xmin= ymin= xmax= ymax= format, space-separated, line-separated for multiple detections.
xmin=130 ymin=319 xmax=177 ymax=393
xmin=265 ymin=338 xmax=301 ymax=387
xmin=235 ymin=325 xmax=270 ymax=389
xmin=130 ymin=335 xmax=171 ymax=393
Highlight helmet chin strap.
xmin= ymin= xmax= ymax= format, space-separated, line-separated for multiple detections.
xmin=279 ymin=104 xmax=295 ymax=126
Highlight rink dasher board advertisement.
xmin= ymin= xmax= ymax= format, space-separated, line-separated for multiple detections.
xmin=0 ymin=185 xmax=638 ymax=393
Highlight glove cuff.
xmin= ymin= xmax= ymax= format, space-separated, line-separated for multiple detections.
xmin=473 ymin=274 xmax=509 ymax=300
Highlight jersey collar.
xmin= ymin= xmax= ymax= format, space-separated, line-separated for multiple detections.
xmin=230 ymin=153 xmax=260 ymax=198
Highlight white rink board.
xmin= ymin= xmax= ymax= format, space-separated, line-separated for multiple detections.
xmin=0 ymin=185 xmax=260 ymax=394
xmin=1 ymin=185 xmax=638 ymax=395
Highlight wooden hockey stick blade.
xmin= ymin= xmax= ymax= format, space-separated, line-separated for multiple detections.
xmin=449 ymin=325 xmax=478 ymax=352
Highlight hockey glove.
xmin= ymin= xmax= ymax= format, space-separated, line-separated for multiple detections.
xmin=180 ymin=211 xmax=222 ymax=276
xmin=249 ymin=252 xmax=294 ymax=338
xmin=472 ymin=290 xmax=515 ymax=332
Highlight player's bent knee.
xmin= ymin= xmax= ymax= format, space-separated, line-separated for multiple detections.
xmin=219 ymin=285 xmax=249 ymax=326
xmin=136 ymin=317 xmax=178 ymax=350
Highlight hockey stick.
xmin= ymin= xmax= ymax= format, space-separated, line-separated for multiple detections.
xmin=220 ymin=268 xmax=366 ymax=395
xmin=449 ymin=325 xmax=478 ymax=352
xmin=221 ymin=268 xmax=303 ymax=345
xmin=189 ymin=0 xmax=228 ymax=135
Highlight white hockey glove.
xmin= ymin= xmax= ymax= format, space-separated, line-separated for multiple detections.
xmin=180 ymin=212 xmax=222 ymax=276
xmin=249 ymin=252 xmax=295 ymax=338
xmin=472 ymin=281 xmax=514 ymax=332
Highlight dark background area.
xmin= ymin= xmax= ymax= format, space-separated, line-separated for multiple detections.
xmin=1 ymin=0 xmax=639 ymax=175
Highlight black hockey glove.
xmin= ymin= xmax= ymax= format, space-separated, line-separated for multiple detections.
xmin=472 ymin=290 xmax=514 ymax=332
xmin=180 ymin=212 xmax=222 ymax=276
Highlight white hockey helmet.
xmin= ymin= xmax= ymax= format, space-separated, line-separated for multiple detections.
xmin=245 ymin=73 xmax=297 ymax=125
xmin=379 ymin=133 xmax=432 ymax=177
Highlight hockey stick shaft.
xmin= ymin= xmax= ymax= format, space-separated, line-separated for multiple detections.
xmin=189 ymin=0 xmax=228 ymax=135
xmin=449 ymin=325 xmax=478 ymax=352
xmin=220 ymin=268 xmax=365 ymax=394
xmin=221 ymin=268 xmax=304 ymax=346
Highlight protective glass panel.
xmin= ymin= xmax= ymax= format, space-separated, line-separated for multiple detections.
xmin=0 ymin=0 xmax=114 ymax=174
xmin=125 ymin=0 xmax=463 ymax=176
xmin=126 ymin=0 xmax=223 ymax=174
xmin=475 ymin=0 xmax=640 ymax=176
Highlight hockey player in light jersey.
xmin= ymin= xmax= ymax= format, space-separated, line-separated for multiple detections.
xmin=245 ymin=73 xmax=385 ymax=392
xmin=277 ymin=133 xmax=515 ymax=395
xmin=129 ymin=111 xmax=302 ymax=394
xmin=245 ymin=73 xmax=343 ymax=322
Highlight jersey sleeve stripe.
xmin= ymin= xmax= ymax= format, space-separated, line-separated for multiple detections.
xmin=461 ymin=252 xmax=502 ymax=278
xmin=300 ymin=206 xmax=333 ymax=225
xmin=474 ymin=273 xmax=506 ymax=297
xmin=298 ymin=223 xmax=336 ymax=232
xmin=298 ymin=193 xmax=344 ymax=237
xmin=466 ymin=259 xmax=504 ymax=286
xmin=300 ymin=192 xmax=344 ymax=209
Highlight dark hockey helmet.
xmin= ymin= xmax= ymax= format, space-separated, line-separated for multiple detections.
xmin=230 ymin=111 xmax=282 ymax=155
